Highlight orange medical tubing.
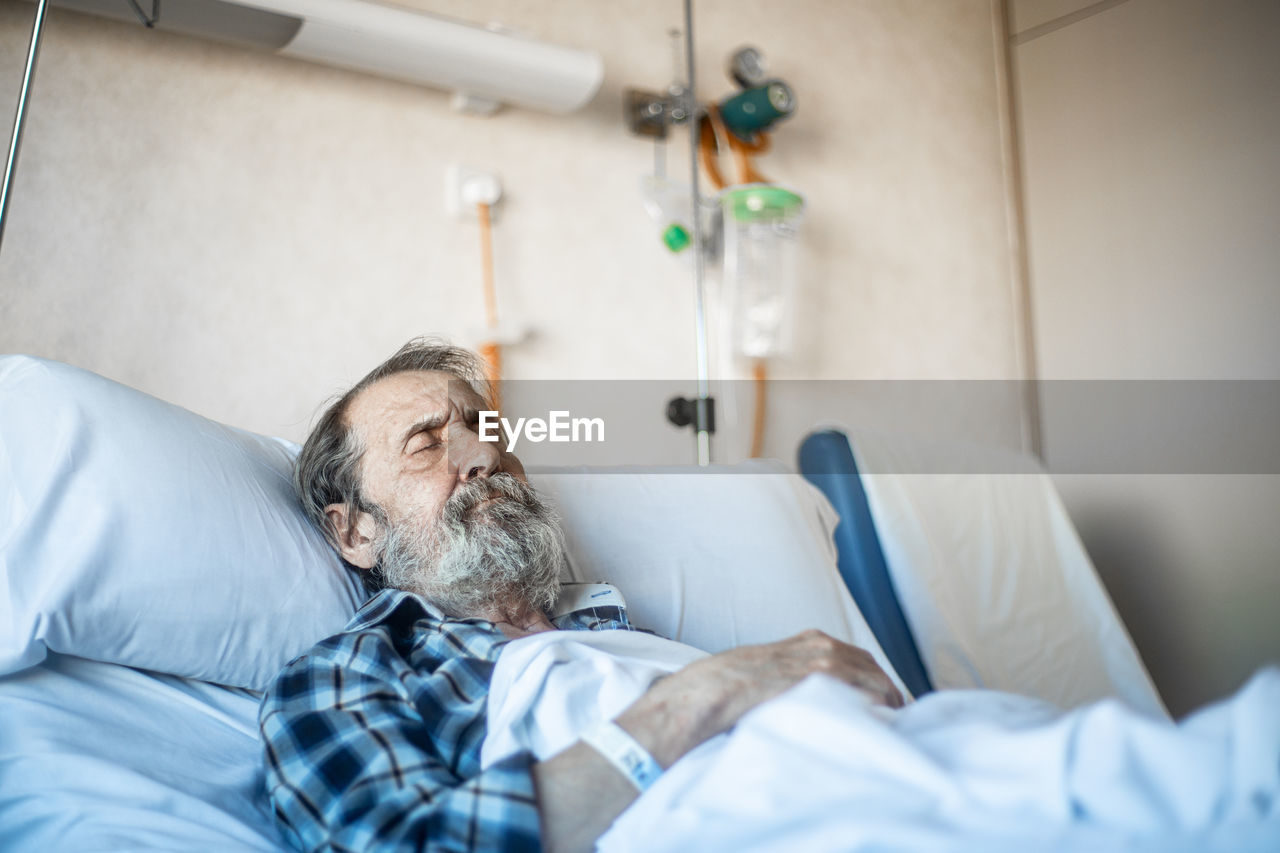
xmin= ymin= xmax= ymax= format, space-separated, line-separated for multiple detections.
xmin=700 ymin=104 xmax=772 ymax=189
xmin=476 ymin=201 xmax=502 ymax=410
xmin=750 ymin=359 xmax=768 ymax=459
xmin=699 ymin=113 xmax=728 ymax=191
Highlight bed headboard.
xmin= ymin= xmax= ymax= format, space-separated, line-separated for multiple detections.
xmin=798 ymin=429 xmax=934 ymax=698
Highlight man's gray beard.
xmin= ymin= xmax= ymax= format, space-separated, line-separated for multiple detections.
xmin=374 ymin=473 xmax=567 ymax=619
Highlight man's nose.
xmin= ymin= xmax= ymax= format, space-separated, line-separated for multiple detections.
xmin=450 ymin=420 xmax=500 ymax=482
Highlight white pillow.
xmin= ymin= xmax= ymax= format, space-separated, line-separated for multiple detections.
xmin=529 ymin=463 xmax=907 ymax=696
xmin=0 ymin=356 xmax=365 ymax=689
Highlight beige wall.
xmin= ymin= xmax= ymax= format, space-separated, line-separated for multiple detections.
xmin=0 ymin=0 xmax=1027 ymax=456
xmin=1009 ymin=0 xmax=1280 ymax=714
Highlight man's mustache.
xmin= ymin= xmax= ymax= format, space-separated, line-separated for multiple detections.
xmin=440 ymin=473 xmax=539 ymax=526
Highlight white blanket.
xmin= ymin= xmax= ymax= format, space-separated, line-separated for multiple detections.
xmin=484 ymin=632 xmax=1280 ymax=852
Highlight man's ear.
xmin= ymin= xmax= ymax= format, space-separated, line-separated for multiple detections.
xmin=324 ymin=503 xmax=379 ymax=569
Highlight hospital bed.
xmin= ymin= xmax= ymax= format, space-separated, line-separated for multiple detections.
xmin=1 ymin=355 xmax=1269 ymax=851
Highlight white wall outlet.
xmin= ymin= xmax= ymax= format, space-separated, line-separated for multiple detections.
xmin=446 ymin=164 xmax=503 ymax=220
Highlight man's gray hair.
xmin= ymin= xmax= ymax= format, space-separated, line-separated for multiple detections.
xmin=295 ymin=338 xmax=490 ymax=589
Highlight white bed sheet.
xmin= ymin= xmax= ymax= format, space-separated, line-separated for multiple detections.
xmin=843 ymin=429 xmax=1166 ymax=716
xmin=0 ymin=653 xmax=287 ymax=852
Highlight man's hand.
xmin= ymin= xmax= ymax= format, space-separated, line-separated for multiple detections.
xmin=533 ymin=631 xmax=902 ymax=852
xmin=617 ymin=629 xmax=903 ymax=768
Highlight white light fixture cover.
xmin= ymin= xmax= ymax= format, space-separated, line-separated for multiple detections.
xmin=43 ymin=0 xmax=605 ymax=114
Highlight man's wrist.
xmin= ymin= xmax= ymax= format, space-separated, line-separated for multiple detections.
xmin=613 ymin=675 xmax=727 ymax=769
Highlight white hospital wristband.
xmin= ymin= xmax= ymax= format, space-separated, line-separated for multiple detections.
xmin=580 ymin=720 xmax=663 ymax=792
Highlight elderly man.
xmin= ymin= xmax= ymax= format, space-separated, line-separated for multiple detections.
xmin=259 ymin=339 xmax=901 ymax=853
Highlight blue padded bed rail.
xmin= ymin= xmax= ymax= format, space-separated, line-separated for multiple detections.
xmin=798 ymin=430 xmax=934 ymax=698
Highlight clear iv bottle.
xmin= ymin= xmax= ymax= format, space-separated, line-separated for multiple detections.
xmin=719 ymin=185 xmax=805 ymax=359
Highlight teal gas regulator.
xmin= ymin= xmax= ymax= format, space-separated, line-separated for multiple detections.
xmin=718 ymin=79 xmax=796 ymax=141
xmin=717 ymin=46 xmax=796 ymax=141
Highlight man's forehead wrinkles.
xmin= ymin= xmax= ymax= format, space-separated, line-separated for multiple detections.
xmin=350 ymin=373 xmax=445 ymax=448
xmin=445 ymin=379 xmax=485 ymax=409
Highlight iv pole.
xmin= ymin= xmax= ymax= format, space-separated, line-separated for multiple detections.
xmin=0 ymin=0 xmax=50 ymax=255
xmin=661 ymin=0 xmax=715 ymax=465
xmin=682 ymin=0 xmax=715 ymax=466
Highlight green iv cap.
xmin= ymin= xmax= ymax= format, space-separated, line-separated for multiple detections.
xmin=722 ymin=185 xmax=805 ymax=222
xmin=662 ymin=223 xmax=692 ymax=253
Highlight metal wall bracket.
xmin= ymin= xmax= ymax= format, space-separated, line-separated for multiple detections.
xmin=625 ymin=84 xmax=696 ymax=140
xmin=625 ymin=88 xmax=670 ymax=138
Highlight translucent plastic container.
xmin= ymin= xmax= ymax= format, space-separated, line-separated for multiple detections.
xmin=641 ymin=175 xmax=719 ymax=256
xmin=719 ymin=184 xmax=805 ymax=359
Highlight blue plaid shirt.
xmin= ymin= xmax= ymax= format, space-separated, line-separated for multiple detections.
xmin=259 ymin=588 xmax=641 ymax=853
